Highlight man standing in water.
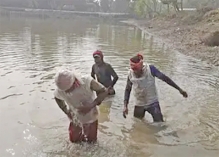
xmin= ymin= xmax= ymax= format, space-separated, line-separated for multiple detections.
xmin=123 ymin=54 xmax=188 ymax=122
xmin=54 ymin=69 xmax=109 ymax=143
xmin=91 ymin=50 xmax=119 ymax=95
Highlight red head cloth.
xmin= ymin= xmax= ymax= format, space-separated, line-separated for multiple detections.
xmin=130 ymin=53 xmax=144 ymax=71
xmin=93 ymin=50 xmax=103 ymax=59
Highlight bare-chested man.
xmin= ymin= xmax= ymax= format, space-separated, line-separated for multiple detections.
xmin=91 ymin=50 xmax=119 ymax=95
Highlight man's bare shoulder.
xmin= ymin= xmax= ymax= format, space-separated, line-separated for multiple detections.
xmin=104 ymin=62 xmax=112 ymax=67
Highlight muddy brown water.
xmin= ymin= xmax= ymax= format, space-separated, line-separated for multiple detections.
xmin=0 ymin=17 xmax=219 ymax=157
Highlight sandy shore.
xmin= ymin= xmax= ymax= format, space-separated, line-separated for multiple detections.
xmin=122 ymin=9 xmax=219 ymax=66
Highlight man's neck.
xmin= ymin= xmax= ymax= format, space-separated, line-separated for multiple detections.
xmin=97 ymin=62 xmax=104 ymax=66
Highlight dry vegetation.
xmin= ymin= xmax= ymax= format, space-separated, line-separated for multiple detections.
xmin=127 ymin=8 xmax=219 ymax=65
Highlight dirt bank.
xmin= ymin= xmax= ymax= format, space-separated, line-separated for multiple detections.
xmin=123 ymin=9 xmax=219 ymax=66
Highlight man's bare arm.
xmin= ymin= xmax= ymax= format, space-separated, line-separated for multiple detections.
xmin=55 ymin=97 xmax=69 ymax=115
xmin=91 ymin=65 xmax=96 ymax=79
xmin=108 ymin=64 xmax=119 ymax=87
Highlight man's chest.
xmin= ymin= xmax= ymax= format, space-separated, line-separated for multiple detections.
xmin=94 ymin=65 xmax=109 ymax=77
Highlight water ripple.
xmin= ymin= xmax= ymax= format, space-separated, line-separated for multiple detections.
xmin=0 ymin=94 xmax=23 ymax=100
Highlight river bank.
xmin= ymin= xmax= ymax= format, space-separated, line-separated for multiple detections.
xmin=122 ymin=9 xmax=219 ymax=66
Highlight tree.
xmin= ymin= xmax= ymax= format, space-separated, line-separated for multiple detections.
xmin=134 ymin=0 xmax=159 ymax=18
xmin=100 ymin=0 xmax=110 ymax=12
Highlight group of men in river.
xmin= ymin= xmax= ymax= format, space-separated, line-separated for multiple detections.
xmin=54 ymin=50 xmax=188 ymax=143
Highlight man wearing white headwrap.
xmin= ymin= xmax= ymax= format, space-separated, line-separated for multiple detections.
xmin=54 ymin=69 xmax=109 ymax=143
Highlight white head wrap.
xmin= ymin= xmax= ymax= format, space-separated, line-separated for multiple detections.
xmin=54 ymin=69 xmax=76 ymax=91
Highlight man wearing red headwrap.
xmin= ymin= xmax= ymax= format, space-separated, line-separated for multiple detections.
xmin=91 ymin=50 xmax=119 ymax=95
xmin=123 ymin=54 xmax=188 ymax=122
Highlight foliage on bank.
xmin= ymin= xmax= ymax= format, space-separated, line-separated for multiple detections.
xmin=131 ymin=0 xmax=219 ymax=18
xmin=132 ymin=0 xmax=183 ymax=18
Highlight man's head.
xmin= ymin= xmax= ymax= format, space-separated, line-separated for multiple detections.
xmin=55 ymin=69 xmax=79 ymax=93
xmin=130 ymin=53 xmax=144 ymax=77
xmin=93 ymin=50 xmax=103 ymax=65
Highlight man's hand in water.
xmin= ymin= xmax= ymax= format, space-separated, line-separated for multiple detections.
xmin=123 ymin=106 xmax=128 ymax=118
xmin=179 ymin=89 xmax=188 ymax=98
xmin=108 ymin=86 xmax=115 ymax=95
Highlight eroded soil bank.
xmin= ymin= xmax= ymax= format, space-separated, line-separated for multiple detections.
xmin=123 ymin=9 xmax=219 ymax=66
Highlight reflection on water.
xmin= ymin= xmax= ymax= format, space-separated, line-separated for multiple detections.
xmin=0 ymin=17 xmax=219 ymax=157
